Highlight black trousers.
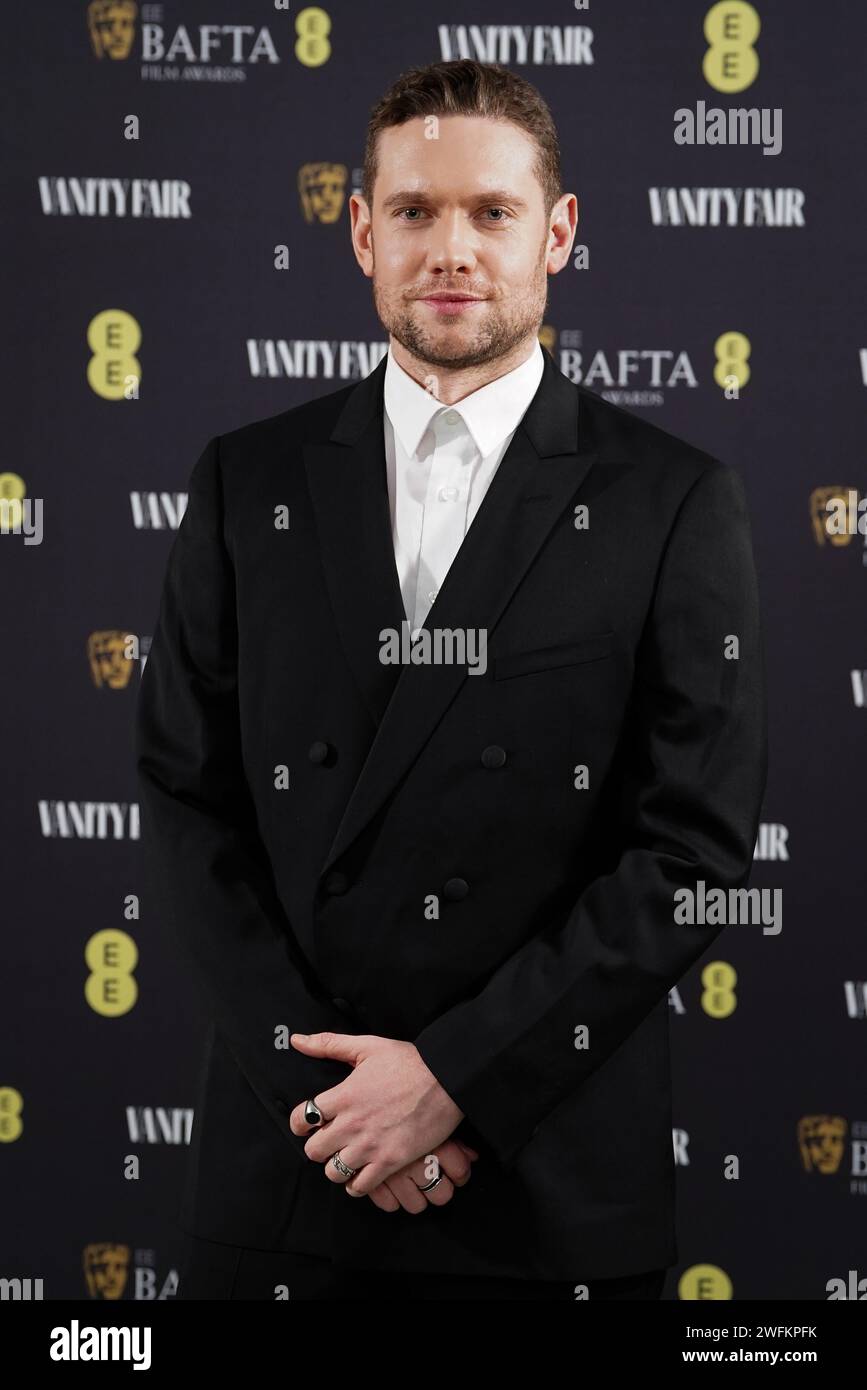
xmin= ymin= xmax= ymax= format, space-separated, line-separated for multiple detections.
xmin=179 ymin=1234 xmax=667 ymax=1301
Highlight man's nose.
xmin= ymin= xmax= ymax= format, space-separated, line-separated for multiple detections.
xmin=424 ymin=211 xmax=478 ymax=275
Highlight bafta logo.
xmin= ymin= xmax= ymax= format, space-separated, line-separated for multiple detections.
xmin=798 ymin=1115 xmax=847 ymax=1174
xmin=538 ymin=324 xmax=556 ymax=355
xmin=87 ymin=0 xmax=137 ymax=61
xmin=88 ymin=631 xmax=135 ymax=689
xmin=810 ymin=486 xmax=857 ymax=547
xmin=298 ymin=162 xmax=347 ymax=224
xmin=83 ymin=1243 xmax=130 ymax=1299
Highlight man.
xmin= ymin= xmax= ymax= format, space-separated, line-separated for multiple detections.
xmin=136 ymin=59 xmax=767 ymax=1301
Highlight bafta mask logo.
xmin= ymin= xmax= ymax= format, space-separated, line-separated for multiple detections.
xmin=87 ymin=0 xmax=137 ymax=60
xmin=538 ymin=324 xmax=556 ymax=355
xmin=83 ymin=1243 xmax=130 ymax=1299
xmin=298 ymin=163 xmax=347 ymax=224
xmin=88 ymin=631 xmax=134 ymax=689
xmin=798 ymin=1115 xmax=847 ymax=1174
xmin=810 ymin=486 xmax=859 ymax=547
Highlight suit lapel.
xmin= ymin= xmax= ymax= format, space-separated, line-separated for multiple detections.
xmin=304 ymin=374 xmax=408 ymax=729
xmin=304 ymin=348 xmax=599 ymax=878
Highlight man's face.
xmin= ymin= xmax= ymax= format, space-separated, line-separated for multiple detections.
xmin=352 ymin=115 xmax=572 ymax=372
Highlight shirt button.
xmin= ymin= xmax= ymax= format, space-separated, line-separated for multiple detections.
xmin=443 ymin=410 xmax=460 ymax=425
xmin=323 ymin=871 xmax=349 ymax=896
xmin=427 ymin=589 xmax=438 ymax=603
xmin=437 ymin=485 xmax=459 ymax=501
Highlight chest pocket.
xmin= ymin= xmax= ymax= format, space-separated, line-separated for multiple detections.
xmin=493 ymin=630 xmax=616 ymax=680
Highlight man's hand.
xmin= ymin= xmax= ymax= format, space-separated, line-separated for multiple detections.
xmin=364 ymin=1138 xmax=479 ymax=1214
xmin=288 ymin=1032 xmax=464 ymax=1196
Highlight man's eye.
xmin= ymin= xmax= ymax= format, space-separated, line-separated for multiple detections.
xmin=396 ymin=207 xmax=512 ymax=222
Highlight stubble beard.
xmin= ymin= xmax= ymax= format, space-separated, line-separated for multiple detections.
xmin=371 ymin=240 xmax=550 ymax=371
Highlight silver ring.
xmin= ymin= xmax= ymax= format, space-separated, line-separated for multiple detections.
xmin=304 ymin=1100 xmax=323 ymax=1125
xmin=417 ymin=1173 xmax=444 ymax=1193
xmin=331 ymin=1151 xmax=357 ymax=1179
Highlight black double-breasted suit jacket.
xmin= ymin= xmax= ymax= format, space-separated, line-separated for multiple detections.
xmin=135 ymin=346 xmax=768 ymax=1281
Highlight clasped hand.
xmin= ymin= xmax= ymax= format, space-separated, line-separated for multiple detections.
xmin=288 ymin=1032 xmax=478 ymax=1213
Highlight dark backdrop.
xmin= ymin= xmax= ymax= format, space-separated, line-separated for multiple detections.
xmin=3 ymin=0 xmax=865 ymax=1301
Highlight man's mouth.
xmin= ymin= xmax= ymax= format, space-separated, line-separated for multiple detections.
xmin=418 ymin=294 xmax=485 ymax=315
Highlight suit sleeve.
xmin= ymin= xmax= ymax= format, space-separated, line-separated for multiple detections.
xmin=413 ymin=462 xmax=768 ymax=1169
xmin=135 ymin=434 xmax=353 ymax=1159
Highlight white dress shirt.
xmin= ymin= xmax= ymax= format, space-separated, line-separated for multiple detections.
xmin=383 ymin=338 xmax=546 ymax=633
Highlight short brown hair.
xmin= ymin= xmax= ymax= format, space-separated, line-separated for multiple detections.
xmin=362 ymin=59 xmax=562 ymax=219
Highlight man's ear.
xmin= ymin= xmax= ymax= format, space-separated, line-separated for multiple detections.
xmin=350 ymin=193 xmax=374 ymax=277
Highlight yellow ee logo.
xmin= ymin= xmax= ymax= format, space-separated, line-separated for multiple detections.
xmin=701 ymin=960 xmax=737 ymax=1018
xmin=0 ymin=472 xmax=26 ymax=530
xmin=679 ymin=1264 xmax=734 ymax=1299
xmin=714 ymin=331 xmax=751 ymax=392
xmin=295 ymin=8 xmax=331 ymax=66
xmin=0 ymin=1087 xmax=24 ymax=1142
xmin=703 ymin=1 xmax=760 ymax=93
xmin=87 ymin=310 xmax=141 ymax=400
xmin=85 ymin=929 xmax=138 ymax=1016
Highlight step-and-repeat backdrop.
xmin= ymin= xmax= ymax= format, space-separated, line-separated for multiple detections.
xmin=3 ymin=0 xmax=865 ymax=1302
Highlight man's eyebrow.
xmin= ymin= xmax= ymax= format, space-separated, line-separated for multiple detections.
xmin=380 ymin=188 xmax=529 ymax=211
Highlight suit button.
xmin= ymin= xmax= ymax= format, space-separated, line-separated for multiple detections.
xmin=481 ymin=744 xmax=506 ymax=769
xmin=275 ymin=1099 xmax=289 ymax=1115
xmin=443 ymin=877 xmax=469 ymax=901
xmin=331 ymin=996 xmax=351 ymax=1014
xmin=308 ymin=740 xmax=330 ymax=764
xmin=323 ymin=870 xmax=349 ymax=896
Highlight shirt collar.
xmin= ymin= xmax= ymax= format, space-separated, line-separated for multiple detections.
xmin=383 ymin=338 xmax=545 ymax=460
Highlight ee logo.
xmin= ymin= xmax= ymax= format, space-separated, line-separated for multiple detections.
xmin=85 ymin=929 xmax=138 ymax=1016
